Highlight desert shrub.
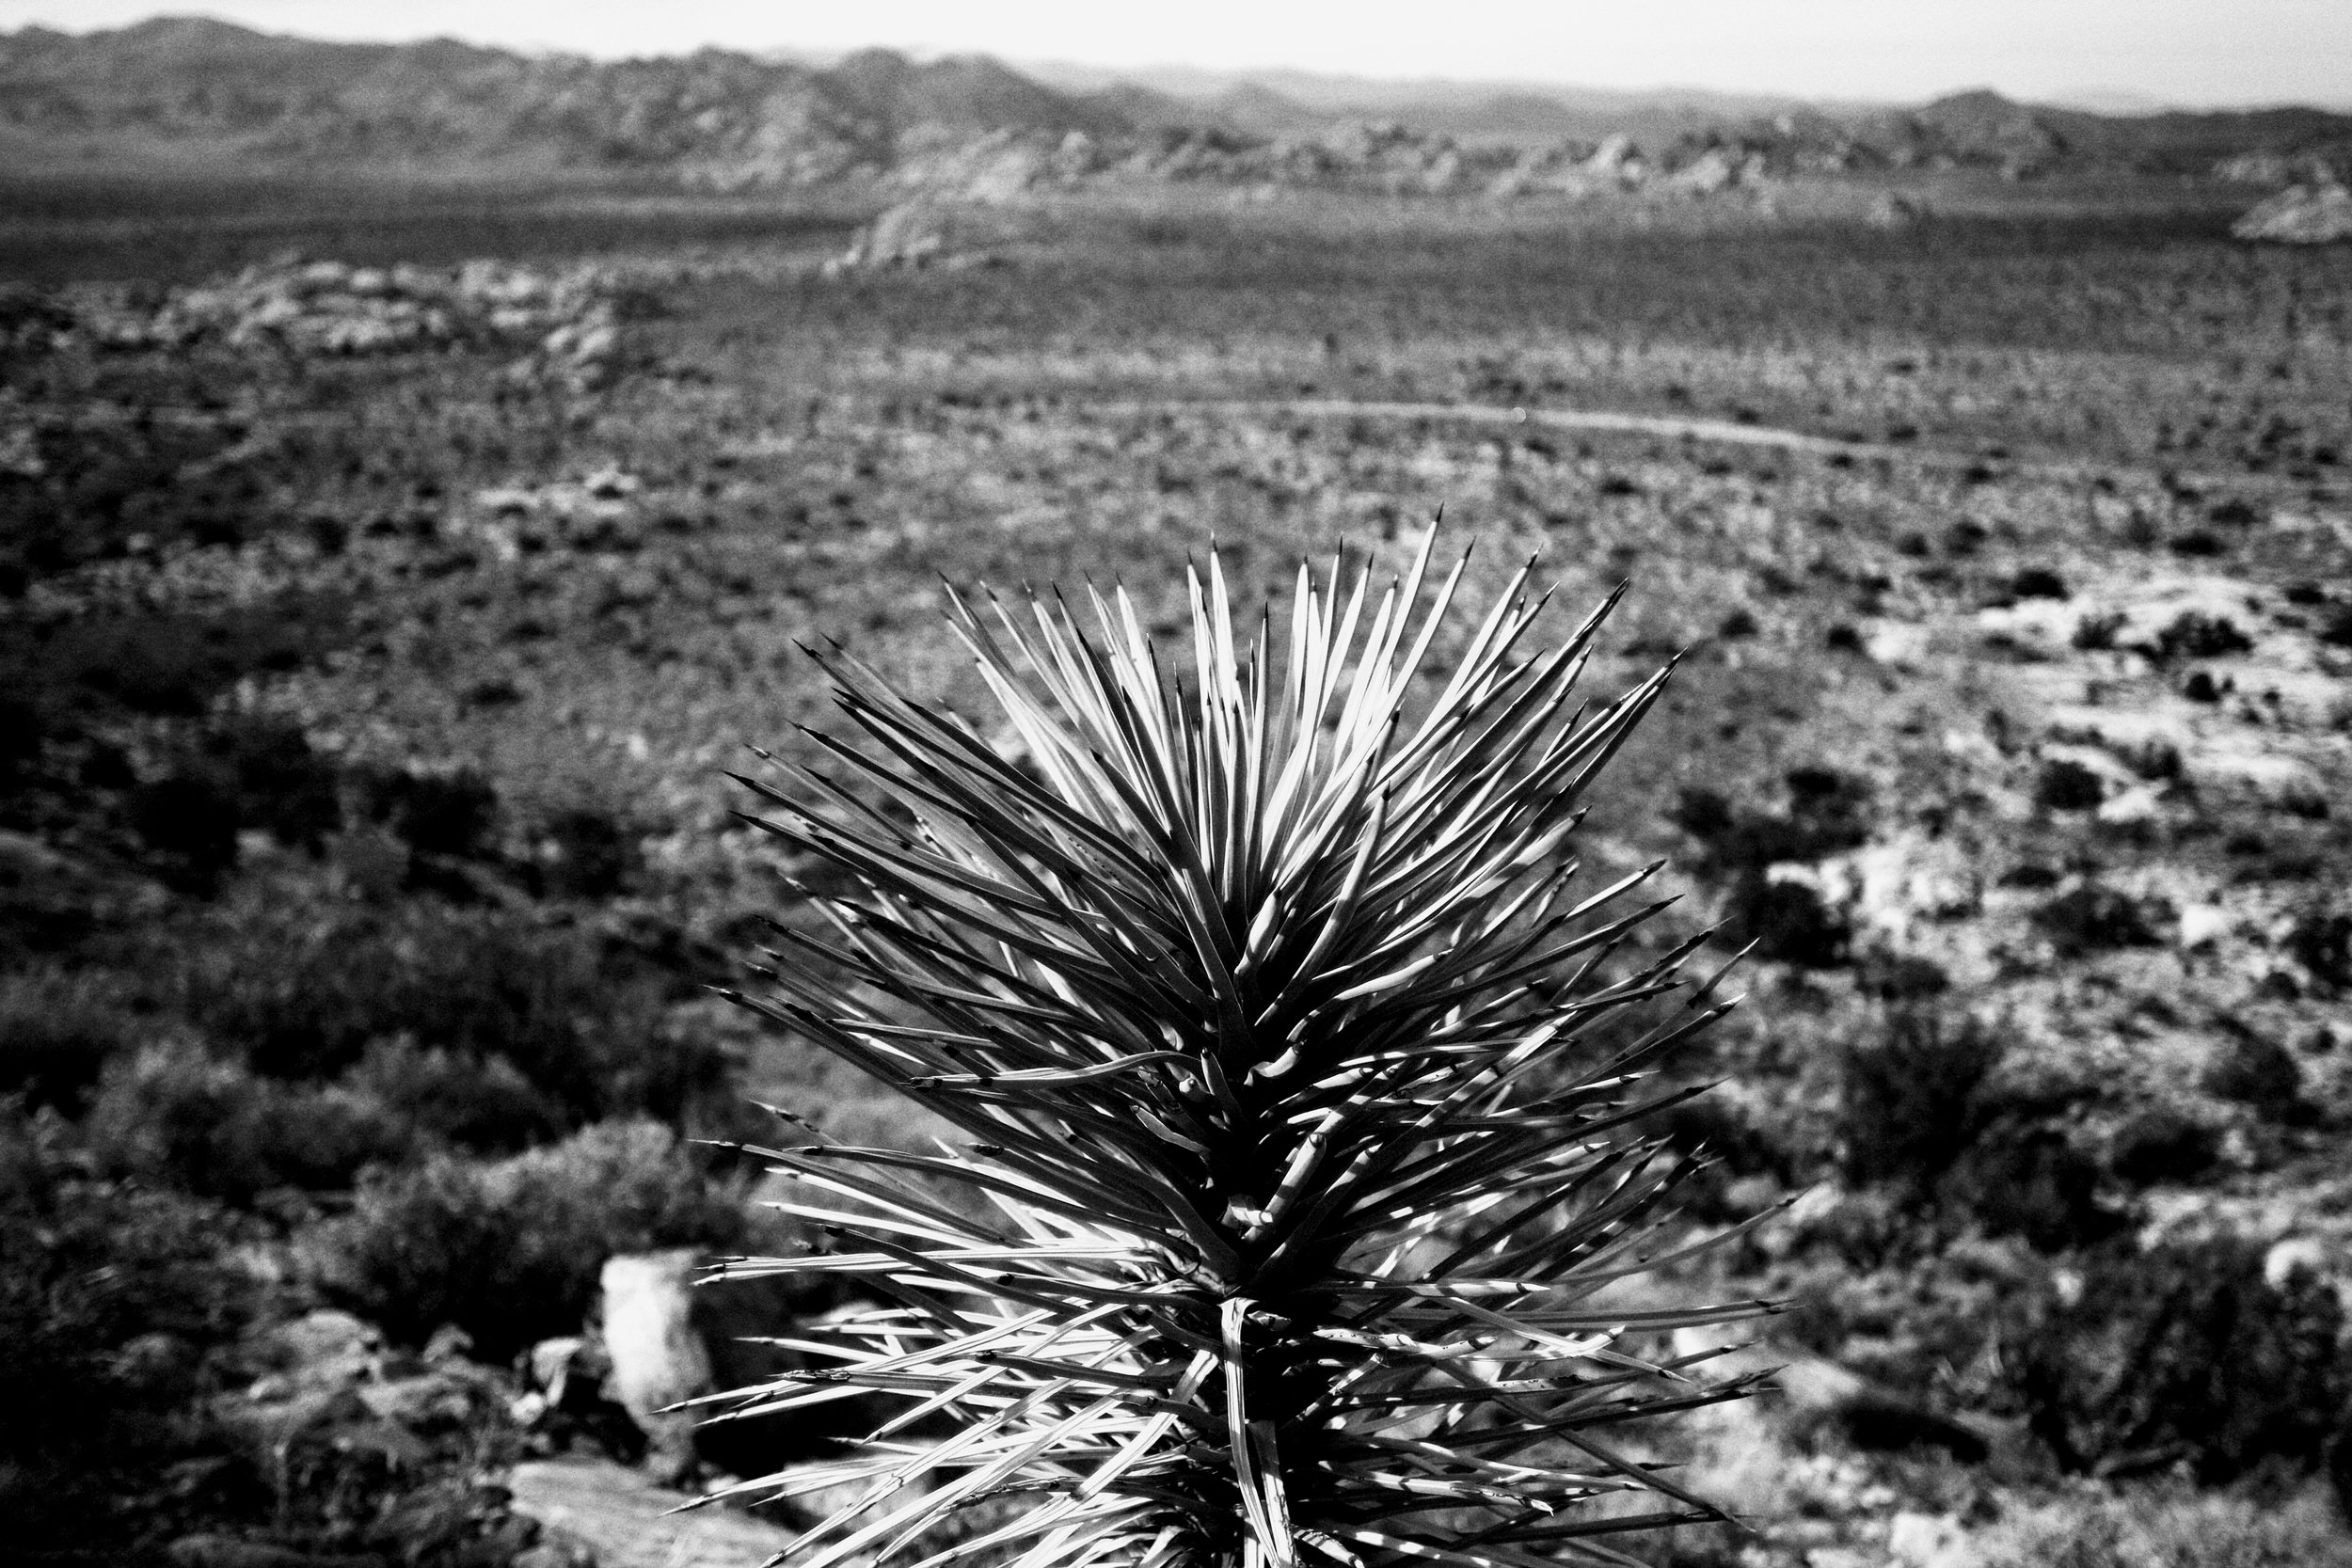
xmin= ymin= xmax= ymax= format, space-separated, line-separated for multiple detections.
xmin=1939 ymin=1117 xmax=2119 ymax=1250
xmin=2036 ymin=757 xmax=2106 ymax=811
xmin=2155 ymin=610 xmax=2253 ymax=660
xmin=1670 ymin=764 xmax=1874 ymax=875
xmin=212 ymin=715 xmax=342 ymax=849
xmin=350 ymin=764 xmax=500 ymax=860
xmin=176 ymin=903 xmax=712 ymax=1121
xmin=529 ymin=805 xmax=637 ymax=899
xmin=0 ymin=968 xmax=144 ymax=1113
xmin=2072 ymin=610 xmax=2128 ymax=650
xmin=326 ymin=1118 xmax=745 ymax=1358
xmin=1851 ymin=949 xmax=1950 ymax=1000
xmin=344 ymin=1036 xmax=568 ymax=1153
xmin=8 ymin=603 xmax=338 ymax=721
xmin=0 ymin=691 xmax=41 ymax=777
xmin=1837 ymin=1008 xmax=2000 ymax=1191
xmin=2108 ymin=1105 xmax=2222 ymax=1184
xmin=2184 ymin=669 xmax=2227 ymax=703
xmin=2036 ymin=882 xmax=2169 ymax=958
xmin=2017 ymin=1235 xmax=2345 ymax=1482
xmin=2202 ymin=1026 xmax=2306 ymax=1116
xmin=128 ymin=764 xmax=244 ymax=894
xmin=86 ymin=1039 xmax=413 ymax=1201
xmin=2011 ymin=565 xmax=2070 ymax=599
xmin=2282 ymin=908 xmax=2351 ymax=991
xmin=1727 ymin=872 xmax=1851 ymax=966
xmin=0 ymin=1105 xmax=260 ymax=1539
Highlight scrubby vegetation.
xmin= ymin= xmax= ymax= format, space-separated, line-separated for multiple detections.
xmin=3 ymin=158 xmax=2349 ymax=1563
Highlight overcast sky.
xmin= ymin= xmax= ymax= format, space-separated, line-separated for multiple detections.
xmin=8 ymin=2 xmax=2347 ymax=107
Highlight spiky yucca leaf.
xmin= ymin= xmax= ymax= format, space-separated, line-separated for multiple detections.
xmin=711 ymin=536 xmax=1770 ymax=1568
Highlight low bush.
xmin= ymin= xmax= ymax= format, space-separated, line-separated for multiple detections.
xmin=1726 ymin=873 xmax=1851 ymax=967
xmin=325 ymin=1118 xmax=746 ymax=1358
xmin=2036 ymin=882 xmax=2169 ymax=958
xmin=2073 ymin=610 xmax=2128 ymax=649
xmin=212 ymin=715 xmax=342 ymax=850
xmin=127 ymin=765 xmax=244 ymax=894
xmin=86 ymin=1039 xmax=413 ymax=1201
xmin=2016 ymin=1234 xmax=2345 ymax=1482
xmin=528 ymin=805 xmax=637 ymax=899
xmin=175 ymin=902 xmax=705 ymax=1116
xmin=1670 ymin=764 xmax=1875 ymax=875
xmin=0 ymin=1105 xmax=261 ymax=1544
xmin=1938 ymin=1117 xmax=2119 ymax=1251
xmin=1851 ymin=949 xmax=1950 ymax=1000
xmin=2202 ymin=1025 xmax=2306 ymax=1117
xmin=2036 ymin=757 xmax=2106 ymax=811
xmin=2108 ymin=1105 xmax=2223 ymax=1184
xmin=1837 ymin=1008 xmax=2001 ymax=1192
xmin=2155 ymin=610 xmax=2253 ymax=660
xmin=350 ymin=764 xmax=499 ymax=860
xmin=2282 ymin=907 xmax=2350 ymax=991
xmin=345 ymin=1036 xmax=568 ymax=1153
xmin=0 ymin=967 xmax=144 ymax=1113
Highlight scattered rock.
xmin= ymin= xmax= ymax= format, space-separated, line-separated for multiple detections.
xmin=1886 ymin=1511 xmax=1971 ymax=1568
xmin=68 ymin=257 xmax=633 ymax=384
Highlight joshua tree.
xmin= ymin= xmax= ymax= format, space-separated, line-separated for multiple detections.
xmin=712 ymin=535 xmax=1769 ymax=1568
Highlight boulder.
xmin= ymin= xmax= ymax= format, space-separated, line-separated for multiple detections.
xmin=506 ymin=1457 xmax=796 ymax=1568
xmin=2233 ymin=182 xmax=2352 ymax=244
xmin=597 ymin=1251 xmax=712 ymax=1478
xmin=1583 ymin=133 xmax=1645 ymax=184
xmin=1886 ymin=1511 xmax=1976 ymax=1568
xmin=1665 ymin=148 xmax=1743 ymax=195
xmin=1867 ymin=192 xmax=1931 ymax=229
xmin=833 ymin=202 xmax=953 ymax=271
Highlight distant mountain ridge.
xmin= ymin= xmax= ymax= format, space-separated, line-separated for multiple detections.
xmin=3 ymin=17 xmax=2347 ymax=186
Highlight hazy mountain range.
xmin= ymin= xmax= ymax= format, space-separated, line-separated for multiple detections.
xmin=3 ymin=16 xmax=2346 ymax=182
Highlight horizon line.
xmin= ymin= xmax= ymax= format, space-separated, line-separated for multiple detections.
xmin=8 ymin=12 xmax=2350 ymax=117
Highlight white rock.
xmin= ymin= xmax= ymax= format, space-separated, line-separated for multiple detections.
xmin=1865 ymin=620 xmax=1933 ymax=668
xmin=508 ymin=1456 xmax=795 ymax=1568
xmin=2176 ymin=903 xmax=2234 ymax=949
xmin=2265 ymin=1235 xmax=2338 ymax=1289
xmin=2096 ymin=784 xmax=2169 ymax=825
xmin=1888 ymin=1510 xmax=1975 ymax=1568
xmin=599 ymin=1250 xmax=713 ymax=1465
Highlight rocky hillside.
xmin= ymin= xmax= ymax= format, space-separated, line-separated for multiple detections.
xmin=6 ymin=17 xmax=2349 ymax=192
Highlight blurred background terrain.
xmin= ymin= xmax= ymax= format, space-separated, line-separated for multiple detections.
xmin=3 ymin=13 xmax=2351 ymax=1568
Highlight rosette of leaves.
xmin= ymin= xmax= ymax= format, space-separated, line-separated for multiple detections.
xmin=712 ymin=536 xmax=1770 ymax=1568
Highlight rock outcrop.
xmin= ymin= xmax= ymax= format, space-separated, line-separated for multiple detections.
xmin=2233 ymin=182 xmax=2352 ymax=244
xmin=42 ymin=257 xmax=637 ymax=386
